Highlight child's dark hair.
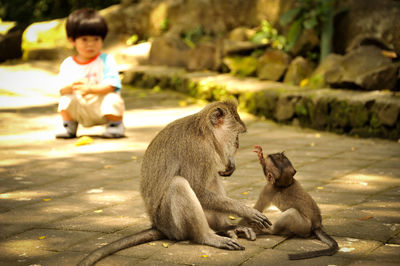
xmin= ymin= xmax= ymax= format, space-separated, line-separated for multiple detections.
xmin=66 ymin=8 xmax=108 ymax=40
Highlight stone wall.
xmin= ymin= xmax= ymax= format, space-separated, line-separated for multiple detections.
xmin=122 ymin=66 xmax=400 ymax=140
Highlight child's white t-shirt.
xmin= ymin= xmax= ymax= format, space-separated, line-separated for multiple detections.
xmin=58 ymin=53 xmax=121 ymax=91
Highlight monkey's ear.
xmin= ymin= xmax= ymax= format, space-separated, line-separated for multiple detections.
xmin=210 ymin=107 xmax=225 ymax=127
xmin=267 ymin=172 xmax=275 ymax=184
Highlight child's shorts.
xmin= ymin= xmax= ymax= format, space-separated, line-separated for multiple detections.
xmin=58 ymin=92 xmax=125 ymax=127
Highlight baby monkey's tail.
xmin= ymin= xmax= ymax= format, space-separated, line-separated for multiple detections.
xmin=78 ymin=228 xmax=165 ymax=266
xmin=288 ymin=228 xmax=338 ymax=260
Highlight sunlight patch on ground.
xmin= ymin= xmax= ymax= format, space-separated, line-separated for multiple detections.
xmin=0 ymin=190 xmax=52 ymax=202
xmin=125 ymin=106 xmax=201 ymax=128
xmin=0 ymin=66 xmax=59 ymax=109
xmin=86 ymin=193 xmax=131 ymax=204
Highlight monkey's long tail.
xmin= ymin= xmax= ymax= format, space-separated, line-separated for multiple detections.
xmin=288 ymin=228 xmax=339 ymax=260
xmin=77 ymin=228 xmax=165 ymax=266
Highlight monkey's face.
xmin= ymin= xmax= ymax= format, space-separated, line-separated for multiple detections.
xmin=266 ymin=153 xmax=296 ymax=187
xmin=209 ymin=102 xmax=246 ymax=152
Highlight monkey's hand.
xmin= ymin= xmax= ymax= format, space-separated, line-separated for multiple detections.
xmin=226 ymin=225 xmax=256 ymax=241
xmin=218 ymin=158 xmax=236 ymax=177
xmin=253 ymin=145 xmax=264 ymax=165
xmin=247 ymin=209 xmax=272 ymax=230
xmin=219 ymin=157 xmax=236 ymax=177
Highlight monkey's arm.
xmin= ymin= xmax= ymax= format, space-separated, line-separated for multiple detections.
xmin=253 ymin=145 xmax=268 ymax=176
xmin=198 ymin=189 xmax=272 ymax=228
xmin=253 ymin=184 xmax=275 ymax=212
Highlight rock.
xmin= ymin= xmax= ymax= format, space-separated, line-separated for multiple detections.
xmin=334 ymin=0 xmax=400 ymax=55
xmin=311 ymin=97 xmax=330 ymax=129
xmin=0 ymin=28 xmax=23 ymax=62
xmin=22 ymin=18 xmax=72 ymax=61
xmin=228 ymin=27 xmax=256 ymax=42
xmin=274 ymin=95 xmax=299 ymax=121
xmin=111 ymin=42 xmax=151 ymax=70
xmin=149 ymin=34 xmax=220 ymax=71
xmin=324 ymin=46 xmax=398 ymax=91
xmin=373 ymin=100 xmax=400 ymax=127
xmin=223 ymin=56 xmax=258 ymax=77
xmin=283 ymin=56 xmax=315 ymax=85
xmin=257 ymin=49 xmax=291 ymax=81
xmin=120 ymin=0 xmax=298 ymax=40
xmin=290 ymin=29 xmax=320 ymax=56
xmin=310 ymin=53 xmax=343 ymax=88
xmin=149 ymin=34 xmax=190 ymax=68
xmin=223 ymin=39 xmax=268 ymax=55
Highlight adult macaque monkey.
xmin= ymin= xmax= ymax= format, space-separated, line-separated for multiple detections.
xmin=250 ymin=145 xmax=338 ymax=260
xmin=78 ymin=101 xmax=271 ymax=266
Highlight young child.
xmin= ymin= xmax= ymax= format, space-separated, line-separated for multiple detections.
xmin=56 ymin=8 xmax=125 ymax=139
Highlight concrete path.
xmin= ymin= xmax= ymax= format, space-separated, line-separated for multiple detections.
xmin=0 ymin=63 xmax=399 ymax=266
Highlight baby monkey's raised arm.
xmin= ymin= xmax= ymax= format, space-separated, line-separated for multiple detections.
xmin=252 ymin=145 xmax=338 ymax=260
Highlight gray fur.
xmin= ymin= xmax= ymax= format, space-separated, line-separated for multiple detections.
xmin=78 ymin=101 xmax=271 ymax=266
xmin=251 ymin=145 xmax=339 ymax=260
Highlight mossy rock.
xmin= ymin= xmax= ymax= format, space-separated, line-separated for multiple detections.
xmin=347 ymin=102 xmax=369 ymax=128
xmin=329 ymin=99 xmax=350 ymax=129
xmin=223 ymin=56 xmax=258 ymax=77
xmin=274 ymin=95 xmax=300 ymax=122
xmin=310 ymin=97 xmax=330 ymax=129
xmin=22 ymin=18 xmax=73 ymax=60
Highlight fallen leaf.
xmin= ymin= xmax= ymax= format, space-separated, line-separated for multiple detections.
xmin=38 ymin=236 xmax=46 ymax=240
xmin=74 ymin=136 xmax=93 ymax=146
xmin=131 ymin=156 xmax=138 ymax=160
xmin=201 ymin=254 xmax=208 ymax=258
xmin=152 ymin=85 xmax=161 ymax=92
xmin=317 ymin=187 xmax=324 ymax=190
xmin=162 ymin=243 xmax=169 ymax=248
xmin=300 ymin=79 xmax=309 ymax=87
xmin=242 ymin=191 xmax=248 ymax=195
xmin=229 ymin=215 xmax=236 ymax=220
xmin=43 ymin=198 xmax=51 ymax=202
xmin=360 ymin=216 xmax=373 ymax=221
xmin=148 ymin=242 xmax=156 ymax=246
xmin=381 ymin=50 xmax=397 ymax=58
xmin=179 ymin=100 xmax=188 ymax=107
xmin=315 ymin=133 xmax=321 ymax=138
xmin=94 ymin=209 xmax=103 ymax=213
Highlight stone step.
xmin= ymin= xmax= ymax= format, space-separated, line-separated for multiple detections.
xmin=122 ymin=65 xmax=400 ymax=140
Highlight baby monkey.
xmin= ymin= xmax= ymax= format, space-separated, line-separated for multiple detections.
xmin=251 ymin=145 xmax=338 ymax=260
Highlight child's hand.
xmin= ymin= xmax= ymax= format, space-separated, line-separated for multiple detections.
xmin=73 ymin=81 xmax=91 ymax=96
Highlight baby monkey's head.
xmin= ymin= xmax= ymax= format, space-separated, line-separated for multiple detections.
xmin=265 ymin=152 xmax=296 ymax=187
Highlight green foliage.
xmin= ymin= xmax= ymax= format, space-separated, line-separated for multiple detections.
xmin=223 ymin=56 xmax=258 ymax=77
xmin=126 ymin=34 xmax=138 ymax=46
xmin=0 ymin=0 xmax=120 ymax=28
xmin=181 ymin=26 xmax=205 ymax=48
xmin=279 ymin=0 xmax=340 ymax=62
xmin=160 ymin=18 xmax=169 ymax=32
xmin=286 ymin=19 xmax=302 ymax=51
xmin=250 ymin=20 xmax=287 ymax=50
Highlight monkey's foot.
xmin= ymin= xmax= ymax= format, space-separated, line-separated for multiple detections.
xmin=202 ymin=234 xmax=245 ymax=250
xmin=226 ymin=226 xmax=256 ymax=241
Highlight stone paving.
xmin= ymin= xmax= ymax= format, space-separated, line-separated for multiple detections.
xmin=0 ymin=64 xmax=400 ymax=266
